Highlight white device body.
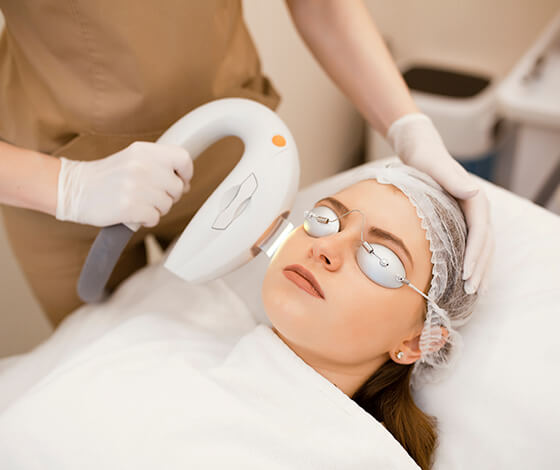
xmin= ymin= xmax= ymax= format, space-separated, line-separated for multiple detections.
xmin=160 ymin=98 xmax=300 ymax=283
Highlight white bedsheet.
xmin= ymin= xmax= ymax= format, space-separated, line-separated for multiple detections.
xmin=0 ymin=267 xmax=418 ymax=469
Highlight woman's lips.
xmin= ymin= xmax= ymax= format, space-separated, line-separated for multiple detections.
xmin=282 ymin=265 xmax=325 ymax=299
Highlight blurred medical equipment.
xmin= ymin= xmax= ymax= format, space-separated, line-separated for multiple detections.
xmin=497 ymin=10 xmax=560 ymax=207
xmin=78 ymin=98 xmax=299 ymax=303
xmin=1 ymin=157 xmax=558 ymax=468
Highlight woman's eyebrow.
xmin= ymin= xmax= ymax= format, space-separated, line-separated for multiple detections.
xmin=315 ymin=196 xmax=414 ymax=269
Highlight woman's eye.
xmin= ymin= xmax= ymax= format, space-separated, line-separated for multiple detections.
xmin=303 ymin=206 xmax=340 ymax=237
xmin=357 ymin=242 xmax=407 ymax=288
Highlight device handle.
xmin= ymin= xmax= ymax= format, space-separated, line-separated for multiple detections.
xmin=77 ymin=224 xmax=134 ymax=302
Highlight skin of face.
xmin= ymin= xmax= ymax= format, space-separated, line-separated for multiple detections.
xmin=262 ymin=179 xmax=441 ymax=396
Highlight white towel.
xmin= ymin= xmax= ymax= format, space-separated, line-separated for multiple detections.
xmin=0 ymin=320 xmax=418 ymax=469
xmin=0 ymin=261 xmax=259 ymax=413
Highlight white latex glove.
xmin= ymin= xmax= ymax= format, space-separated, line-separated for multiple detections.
xmin=386 ymin=113 xmax=493 ymax=294
xmin=56 ymin=141 xmax=193 ymax=228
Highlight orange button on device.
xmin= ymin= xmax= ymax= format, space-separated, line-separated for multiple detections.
xmin=272 ymin=135 xmax=286 ymax=147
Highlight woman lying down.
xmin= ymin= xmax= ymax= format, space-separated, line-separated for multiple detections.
xmin=0 ymin=162 xmax=478 ymax=470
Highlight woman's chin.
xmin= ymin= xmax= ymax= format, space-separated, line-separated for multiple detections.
xmin=264 ymin=293 xmax=305 ymax=321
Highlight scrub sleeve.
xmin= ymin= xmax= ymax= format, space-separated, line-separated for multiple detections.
xmin=0 ymin=0 xmax=280 ymax=326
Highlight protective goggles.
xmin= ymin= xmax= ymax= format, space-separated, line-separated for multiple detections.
xmin=303 ymin=205 xmax=439 ymax=307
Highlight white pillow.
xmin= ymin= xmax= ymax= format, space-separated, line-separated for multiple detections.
xmin=222 ymin=159 xmax=560 ymax=469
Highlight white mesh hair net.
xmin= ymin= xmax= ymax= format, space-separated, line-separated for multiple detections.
xmin=324 ymin=159 xmax=478 ymax=389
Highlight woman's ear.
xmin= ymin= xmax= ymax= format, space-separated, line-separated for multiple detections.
xmin=392 ymin=327 xmax=449 ymax=364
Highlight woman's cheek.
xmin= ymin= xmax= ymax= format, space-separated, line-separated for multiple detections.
xmin=338 ymin=285 xmax=393 ymax=331
xmin=262 ymin=268 xmax=286 ymax=314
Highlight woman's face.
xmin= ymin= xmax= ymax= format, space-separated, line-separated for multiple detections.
xmin=262 ymin=179 xmax=433 ymax=370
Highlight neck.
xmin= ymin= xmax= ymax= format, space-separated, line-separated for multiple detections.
xmin=271 ymin=328 xmax=387 ymax=397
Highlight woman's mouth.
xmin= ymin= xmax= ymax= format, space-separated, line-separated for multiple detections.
xmin=282 ymin=265 xmax=325 ymax=299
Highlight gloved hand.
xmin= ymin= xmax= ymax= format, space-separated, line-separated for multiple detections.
xmin=56 ymin=141 xmax=193 ymax=229
xmin=386 ymin=113 xmax=493 ymax=294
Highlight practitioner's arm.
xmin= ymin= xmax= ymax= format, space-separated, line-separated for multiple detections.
xmin=0 ymin=139 xmax=193 ymax=228
xmin=285 ymin=0 xmax=416 ymax=135
xmin=0 ymin=140 xmax=60 ymax=216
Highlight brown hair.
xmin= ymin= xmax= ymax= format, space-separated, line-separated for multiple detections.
xmin=352 ymin=362 xmax=438 ymax=470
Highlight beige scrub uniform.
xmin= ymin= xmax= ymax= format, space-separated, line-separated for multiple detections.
xmin=0 ymin=0 xmax=280 ymax=326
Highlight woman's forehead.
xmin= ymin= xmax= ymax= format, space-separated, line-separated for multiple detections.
xmin=333 ymin=179 xmax=428 ymax=249
xmin=335 ymin=179 xmax=410 ymax=213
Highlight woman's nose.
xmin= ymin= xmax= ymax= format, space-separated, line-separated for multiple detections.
xmin=309 ymin=223 xmax=361 ymax=270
